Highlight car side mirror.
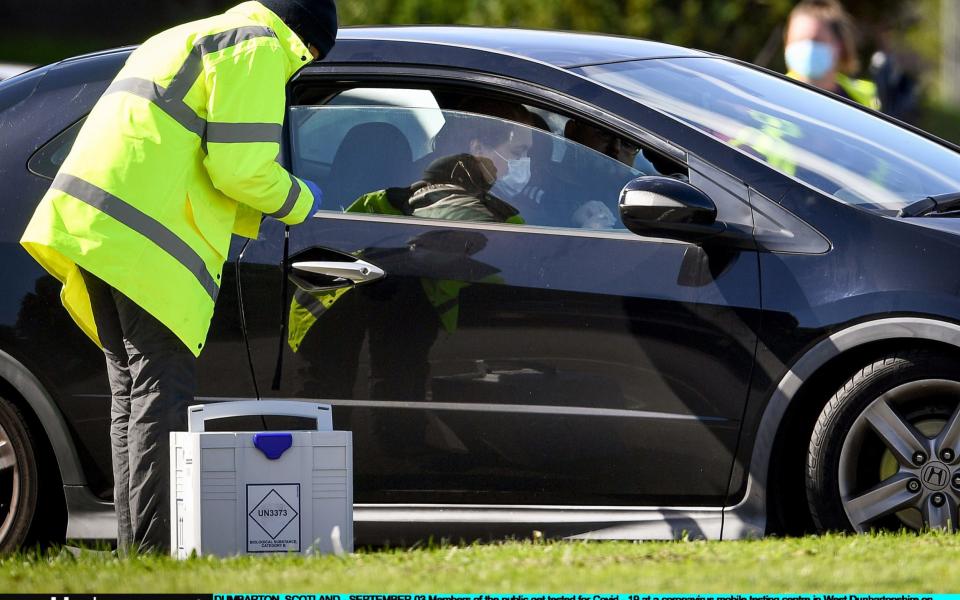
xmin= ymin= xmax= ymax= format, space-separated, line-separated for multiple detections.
xmin=619 ymin=176 xmax=725 ymax=243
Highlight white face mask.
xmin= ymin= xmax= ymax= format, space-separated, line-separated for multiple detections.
xmin=492 ymin=151 xmax=531 ymax=197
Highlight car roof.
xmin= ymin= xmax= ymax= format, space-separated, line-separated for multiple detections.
xmin=40 ymin=28 xmax=707 ymax=74
xmin=338 ymin=26 xmax=707 ymax=68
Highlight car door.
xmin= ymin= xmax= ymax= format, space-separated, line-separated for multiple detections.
xmin=238 ymin=72 xmax=761 ymax=509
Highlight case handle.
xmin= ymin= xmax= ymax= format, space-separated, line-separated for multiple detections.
xmin=187 ymin=400 xmax=332 ymax=432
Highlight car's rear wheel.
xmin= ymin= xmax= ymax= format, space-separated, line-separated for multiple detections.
xmin=0 ymin=395 xmax=39 ymax=553
xmin=807 ymin=351 xmax=960 ymax=533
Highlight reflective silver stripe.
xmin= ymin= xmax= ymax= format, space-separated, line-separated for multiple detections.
xmin=205 ymin=122 xmax=282 ymax=144
xmin=52 ymin=174 xmax=220 ymax=302
xmin=105 ymin=78 xmax=206 ymax=137
xmin=164 ymin=49 xmax=204 ymax=102
xmin=197 ymin=25 xmax=275 ymax=55
xmin=166 ymin=25 xmax=276 ymax=100
xmin=293 ymin=289 xmax=328 ymax=320
xmin=106 ymin=77 xmax=162 ymax=103
xmin=269 ymin=175 xmax=301 ymax=219
xmin=106 ymin=26 xmax=278 ymax=140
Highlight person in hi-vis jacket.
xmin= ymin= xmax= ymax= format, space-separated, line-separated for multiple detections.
xmin=20 ymin=0 xmax=336 ymax=553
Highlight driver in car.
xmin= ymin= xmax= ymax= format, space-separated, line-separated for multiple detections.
xmin=515 ymin=119 xmax=650 ymax=229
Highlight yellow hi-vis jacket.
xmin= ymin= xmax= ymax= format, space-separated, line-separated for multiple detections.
xmin=21 ymin=1 xmax=317 ymax=356
xmin=787 ymin=71 xmax=880 ymax=111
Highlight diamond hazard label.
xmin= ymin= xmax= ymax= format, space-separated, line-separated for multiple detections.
xmin=247 ymin=483 xmax=300 ymax=552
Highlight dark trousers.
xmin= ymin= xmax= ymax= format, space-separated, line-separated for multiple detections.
xmin=81 ymin=269 xmax=194 ymax=554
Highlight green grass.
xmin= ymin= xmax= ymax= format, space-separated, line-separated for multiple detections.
xmin=3 ymin=533 xmax=960 ymax=593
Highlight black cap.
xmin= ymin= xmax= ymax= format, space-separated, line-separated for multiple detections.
xmin=423 ymin=154 xmax=498 ymax=193
xmin=259 ymin=0 xmax=338 ymax=57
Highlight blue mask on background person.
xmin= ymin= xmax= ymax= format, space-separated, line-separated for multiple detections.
xmin=785 ymin=40 xmax=836 ymax=80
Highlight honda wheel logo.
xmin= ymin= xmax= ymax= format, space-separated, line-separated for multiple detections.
xmin=922 ymin=463 xmax=949 ymax=490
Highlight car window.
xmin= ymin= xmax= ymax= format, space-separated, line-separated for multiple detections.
xmin=327 ymin=87 xmax=440 ymax=110
xmin=290 ymin=104 xmax=658 ymax=230
xmin=295 ymin=89 xmax=445 ymax=167
xmin=27 ymin=116 xmax=86 ymax=180
xmin=577 ymin=57 xmax=960 ymax=214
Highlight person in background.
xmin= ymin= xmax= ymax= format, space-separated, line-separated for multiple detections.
xmin=784 ymin=0 xmax=880 ymax=110
xmin=869 ymin=26 xmax=921 ymax=123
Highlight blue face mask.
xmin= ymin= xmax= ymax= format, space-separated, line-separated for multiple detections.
xmin=785 ymin=40 xmax=836 ymax=80
xmin=491 ymin=150 xmax=531 ymax=198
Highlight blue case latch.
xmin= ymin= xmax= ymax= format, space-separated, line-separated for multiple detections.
xmin=252 ymin=432 xmax=293 ymax=460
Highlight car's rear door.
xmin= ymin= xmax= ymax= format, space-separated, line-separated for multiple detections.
xmin=238 ymin=68 xmax=761 ymax=516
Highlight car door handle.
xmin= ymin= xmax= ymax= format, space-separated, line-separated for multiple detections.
xmin=291 ymin=259 xmax=386 ymax=284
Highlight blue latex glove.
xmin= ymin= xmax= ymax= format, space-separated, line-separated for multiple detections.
xmin=303 ymin=179 xmax=323 ymax=216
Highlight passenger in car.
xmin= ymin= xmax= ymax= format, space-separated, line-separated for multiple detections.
xmin=408 ymin=153 xmax=523 ymax=224
xmin=427 ymin=98 xmax=629 ymax=231
xmin=348 ymin=99 xmax=531 ymax=225
xmin=432 ymin=98 xmax=533 ymax=159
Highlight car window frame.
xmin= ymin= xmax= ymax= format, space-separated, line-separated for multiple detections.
xmin=291 ymin=65 xmax=688 ymax=164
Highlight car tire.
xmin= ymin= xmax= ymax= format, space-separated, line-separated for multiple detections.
xmin=807 ymin=351 xmax=960 ymax=533
xmin=0 ymin=394 xmax=39 ymax=553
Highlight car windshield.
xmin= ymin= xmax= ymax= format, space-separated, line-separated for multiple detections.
xmin=576 ymin=57 xmax=960 ymax=214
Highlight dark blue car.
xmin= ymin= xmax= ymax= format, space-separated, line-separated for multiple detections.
xmin=3 ymin=27 xmax=960 ymax=551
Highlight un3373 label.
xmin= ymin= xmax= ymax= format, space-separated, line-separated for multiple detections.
xmin=246 ymin=483 xmax=301 ymax=553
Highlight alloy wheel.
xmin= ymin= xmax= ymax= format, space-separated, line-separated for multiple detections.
xmin=0 ymin=421 xmax=20 ymax=544
xmin=839 ymin=379 xmax=960 ymax=532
